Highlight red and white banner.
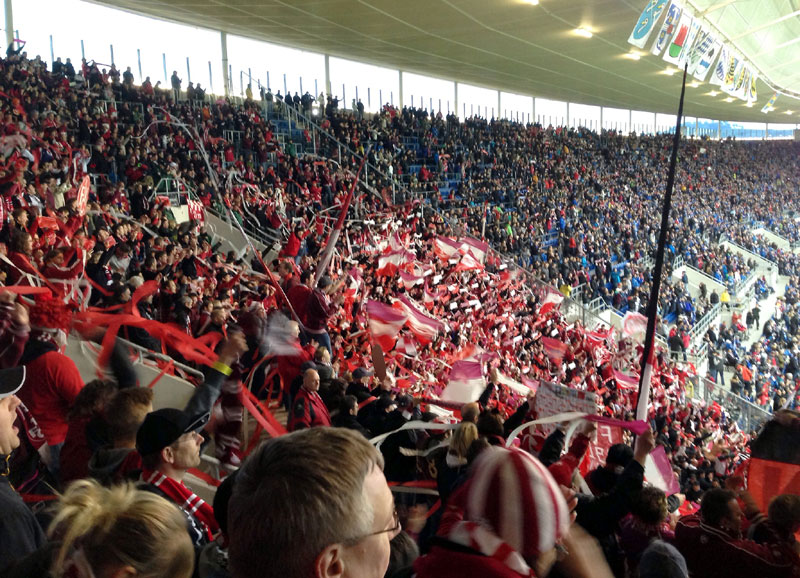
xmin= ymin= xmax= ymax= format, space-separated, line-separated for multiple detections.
xmin=622 ymin=311 xmax=648 ymax=340
xmin=542 ymin=336 xmax=568 ymax=363
xmin=460 ymin=237 xmax=489 ymax=264
xmin=539 ymin=290 xmax=564 ymax=316
xmin=612 ymin=369 xmax=640 ymax=390
xmin=398 ymin=270 xmax=423 ymax=290
xmin=376 ymin=249 xmax=414 ymax=277
xmin=579 ymin=424 xmax=623 ymax=477
xmin=454 ymin=252 xmax=484 ymax=273
xmin=644 ymin=445 xmax=681 ymax=495
xmin=76 ymin=175 xmax=91 ymax=216
xmin=392 ymin=294 xmax=444 ymax=344
xmin=441 ymin=360 xmax=485 ymax=404
xmin=434 ymin=236 xmax=462 ymax=260
xmin=187 ymin=199 xmax=206 ymax=223
xmin=366 ymin=299 xmax=407 ymax=353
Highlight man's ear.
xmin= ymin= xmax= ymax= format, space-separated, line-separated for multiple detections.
xmin=315 ymin=544 xmax=345 ymax=578
xmin=161 ymin=445 xmax=174 ymax=466
xmin=109 ymin=566 xmax=138 ymax=578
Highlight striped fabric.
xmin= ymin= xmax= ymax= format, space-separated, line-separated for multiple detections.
xmin=455 ymin=446 xmax=570 ymax=561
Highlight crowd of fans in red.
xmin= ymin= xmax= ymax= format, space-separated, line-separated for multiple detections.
xmin=1 ymin=47 xmax=800 ymax=578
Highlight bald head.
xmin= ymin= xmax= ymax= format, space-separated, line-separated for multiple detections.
xmin=303 ymin=369 xmax=320 ymax=393
xmin=461 ymin=402 xmax=480 ymax=424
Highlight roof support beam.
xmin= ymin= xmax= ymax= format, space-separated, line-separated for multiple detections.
xmin=730 ymin=9 xmax=800 ymax=40
xmin=4 ymin=0 xmax=13 ymax=50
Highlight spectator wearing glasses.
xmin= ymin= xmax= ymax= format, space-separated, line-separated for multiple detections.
xmin=228 ymin=427 xmax=399 ymax=578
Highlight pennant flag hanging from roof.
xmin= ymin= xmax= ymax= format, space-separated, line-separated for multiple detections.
xmin=690 ymin=30 xmax=721 ymax=82
xmin=762 ymin=92 xmax=779 ymax=113
xmin=628 ymin=0 xmax=669 ymax=49
xmin=650 ymin=1 xmax=683 ymax=56
xmin=662 ymin=11 xmax=697 ymax=66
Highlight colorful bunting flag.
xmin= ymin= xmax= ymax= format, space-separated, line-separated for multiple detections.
xmin=761 ymin=92 xmax=778 ymax=113
xmin=628 ymin=0 xmax=669 ymax=49
xmin=662 ymin=11 xmax=696 ymax=66
xmin=651 ymin=1 xmax=683 ymax=56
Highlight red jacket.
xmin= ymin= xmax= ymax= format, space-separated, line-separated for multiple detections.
xmin=674 ymin=513 xmax=797 ymax=578
xmin=414 ymin=544 xmax=527 ymax=577
xmin=287 ymin=387 xmax=330 ymax=431
xmin=17 ymin=348 xmax=84 ymax=445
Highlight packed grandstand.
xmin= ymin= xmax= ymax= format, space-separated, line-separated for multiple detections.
xmin=3 ymin=27 xmax=800 ymax=578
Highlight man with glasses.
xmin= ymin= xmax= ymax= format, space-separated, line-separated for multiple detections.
xmin=228 ymin=427 xmax=400 ymax=578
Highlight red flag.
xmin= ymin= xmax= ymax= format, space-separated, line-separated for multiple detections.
xmin=392 ymin=294 xmax=444 ymax=345
xmin=453 ymin=252 xmax=484 ymax=273
xmin=441 ymin=360 xmax=485 ymax=404
xmin=542 ymin=336 xmax=568 ymax=363
xmin=366 ymin=300 xmax=407 ymax=353
xmin=433 ymin=236 xmax=461 ymax=260
xmin=539 ymin=290 xmax=564 ymax=316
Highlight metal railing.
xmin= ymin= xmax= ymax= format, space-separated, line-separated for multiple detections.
xmin=688 ymin=373 xmax=772 ymax=433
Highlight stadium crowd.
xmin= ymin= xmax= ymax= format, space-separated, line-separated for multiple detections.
xmin=1 ymin=47 xmax=800 ymax=578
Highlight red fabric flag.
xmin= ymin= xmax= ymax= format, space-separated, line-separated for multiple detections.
xmin=366 ymin=299 xmax=407 ymax=353
xmin=542 ymin=336 xmax=568 ymax=363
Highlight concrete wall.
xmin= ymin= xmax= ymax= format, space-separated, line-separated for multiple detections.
xmin=752 ymin=227 xmax=791 ymax=251
xmin=65 ymin=340 xmax=197 ymax=411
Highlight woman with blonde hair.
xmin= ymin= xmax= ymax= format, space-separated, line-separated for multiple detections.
xmin=437 ymin=421 xmax=479 ymax=502
xmin=6 ymin=479 xmax=194 ymax=578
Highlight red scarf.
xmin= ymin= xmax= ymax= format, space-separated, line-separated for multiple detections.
xmin=142 ymin=468 xmax=219 ymax=540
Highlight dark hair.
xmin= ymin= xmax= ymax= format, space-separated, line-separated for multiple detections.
xmin=106 ymin=388 xmax=154 ymax=443
xmin=68 ymin=379 xmax=117 ymax=420
xmin=700 ymin=488 xmax=737 ymax=526
xmin=607 ymin=443 xmax=634 ymax=467
xmin=213 ymin=469 xmax=239 ymax=537
xmin=385 ymin=531 xmax=419 ymax=578
xmin=476 ymin=410 xmax=504 ymax=440
xmin=631 ymin=486 xmax=668 ymax=525
xmin=339 ymin=394 xmax=358 ymax=415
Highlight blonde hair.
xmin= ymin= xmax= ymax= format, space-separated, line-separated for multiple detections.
xmin=49 ymin=480 xmax=194 ymax=578
xmin=449 ymin=421 xmax=479 ymax=459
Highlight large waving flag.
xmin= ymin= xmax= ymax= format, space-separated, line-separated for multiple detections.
xmin=392 ymin=294 xmax=445 ymax=344
xmin=612 ymin=369 xmax=640 ymax=390
xmin=628 ymin=0 xmax=669 ymax=49
xmin=441 ymin=360 xmax=486 ymax=404
xmin=398 ymin=270 xmax=423 ymax=290
xmin=366 ymin=299 xmax=407 ymax=353
xmin=622 ymin=311 xmax=648 ymax=341
xmin=539 ymin=290 xmax=565 ymax=316
xmin=433 ymin=236 xmax=462 ymax=260
xmin=376 ymin=249 xmax=414 ymax=277
xmin=541 ymin=336 xmax=569 ymax=364
xmin=460 ymin=237 xmax=489 ymax=264
xmin=454 ymin=252 xmax=484 ymax=273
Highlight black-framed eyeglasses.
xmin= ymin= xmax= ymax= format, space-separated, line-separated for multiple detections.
xmin=344 ymin=507 xmax=401 ymax=545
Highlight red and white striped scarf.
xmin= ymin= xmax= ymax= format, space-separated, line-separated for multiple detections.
xmin=142 ymin=468 xmax=219 ymax=539
xmin=444 ymin=520 xmax=536 ymax=577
